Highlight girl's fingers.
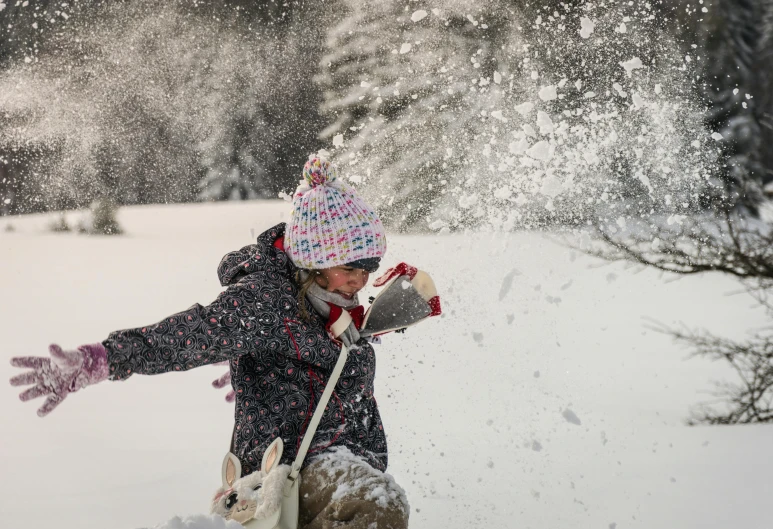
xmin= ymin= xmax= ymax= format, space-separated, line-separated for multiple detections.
xmin=48 ymin=344 xmax=81 ymax=369
xmin=10 ymin=357 xmax=47 ymax=369
xmin=212 ymin=372 xmax=231 ymax=389
xmin=37 ymin=395 xmax=64 ymax=417
xmin=48 ymin=344 xmax=65 ymax=358
xmin=19 ymin=385 xmax=51 ymax=402
xmin=9 ymin=371 xmax=39 ymax=387
xmin=225 ymin=391 xmax=235 ymax=403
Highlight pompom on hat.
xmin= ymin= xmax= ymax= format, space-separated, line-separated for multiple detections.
xmin=283 ymin=153 xmax=387 ymax=270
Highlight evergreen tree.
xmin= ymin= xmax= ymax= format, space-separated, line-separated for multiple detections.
xmin=316 ymin=0 xmax=518 ymax=229
xmin=198 ymin=21 xmax=328 ymax=201
xmin=660 ymin=0 xmax=773 ymax=211
xmin=702 ymin=0 xmax=769 ymax=210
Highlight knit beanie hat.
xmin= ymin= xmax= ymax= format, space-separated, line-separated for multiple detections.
xmin=283 ymin=154 xmax=387 ymax=270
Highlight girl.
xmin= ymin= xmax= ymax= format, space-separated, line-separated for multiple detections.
xmin=9 ymin=155 xmax=435 ymax=529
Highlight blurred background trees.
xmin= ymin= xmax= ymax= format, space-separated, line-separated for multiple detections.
xmin=0 ymin=0 xmax=771 ymax=228
xmin=0 ymin=0 xmax=328 ymax=215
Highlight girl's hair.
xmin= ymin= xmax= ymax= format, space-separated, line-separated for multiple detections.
xmin=295 ymin=269 xmax=324 ymax=322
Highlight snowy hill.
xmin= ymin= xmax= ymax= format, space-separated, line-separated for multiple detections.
xmin=1 ymin=200 xmax=772 ymax=529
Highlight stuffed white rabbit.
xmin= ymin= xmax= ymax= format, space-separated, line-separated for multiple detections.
xmin=210 ymin=438 xmax=292 ymax=527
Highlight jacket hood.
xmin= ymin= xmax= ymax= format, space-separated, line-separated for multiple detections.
xmin=217 ymin=223 xmax=294 ymax=286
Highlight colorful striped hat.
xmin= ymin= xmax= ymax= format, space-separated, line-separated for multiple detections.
xmin=284 ymin=154 xmax=387 ymax=270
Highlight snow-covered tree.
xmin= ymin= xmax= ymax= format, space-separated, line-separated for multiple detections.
xmin=317 ymin=0 xmax=717 ymax=231
xmin=700 ymin=0 xmax=772 ymax=210
xmin=197 ymin=22 xmax=328 ymax=201
xmin=660 ymin=0 xmax=773 ymax=211
xmin=316 ymin=0 xmax=509 ymax=228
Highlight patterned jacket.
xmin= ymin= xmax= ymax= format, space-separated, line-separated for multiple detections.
xmin=103 ymin=223 xmax=387 ymax=476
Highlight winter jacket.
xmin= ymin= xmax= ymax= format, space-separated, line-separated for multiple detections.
xmin=103 ymin=223 xmax=388 ymax=476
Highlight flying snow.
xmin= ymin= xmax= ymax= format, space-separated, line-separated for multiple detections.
xmin=458 ymin=194 xmax=478 ymax=208
xmin=620 ymin=57 xmax=644 ymax=76
xmin=579 ymin=17 xmax=595 ymax=39
xmin=527 ymin=141 xmax=552 ymax=161
xmin=536 ymin=111 xmax=554 ymax=134
xmin=540 ymin=174 xmax=563 ymax=198
xmin=152 ymin=514 xmax=243 ymax=529
xmin=411 ymin=10 xmax=428 ymax=22
xmin=538 ymin=85 xmax=558 ymax=101
xmin=514 ymin=102 xmax=535 ymax=116
xmin=498 ymin=268 xmax=522 ymax=301
xmin=562 ymin=409 xmax=582 ymax=426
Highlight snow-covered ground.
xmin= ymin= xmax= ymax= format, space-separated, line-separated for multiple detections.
xmin=1 ymin=201 xmax=771 ymax=529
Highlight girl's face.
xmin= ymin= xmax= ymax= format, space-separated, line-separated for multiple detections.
xmin=315 ymin=266 xmax=370 ymax=300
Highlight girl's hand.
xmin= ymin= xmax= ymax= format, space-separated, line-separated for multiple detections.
xmin=211 ymin=362 xmax=235 ymax=403
xmin=9 ymin=343 xmax=109 ymax=417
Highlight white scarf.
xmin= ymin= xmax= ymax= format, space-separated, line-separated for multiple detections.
xmin=301 ymin=272 xmax=362 ymax=346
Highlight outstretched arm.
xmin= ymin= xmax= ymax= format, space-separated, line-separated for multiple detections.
xmin=104 ymin=298 xmax=250 ymax=380
xmin=10 ymin=274 xmax=292 ymax=415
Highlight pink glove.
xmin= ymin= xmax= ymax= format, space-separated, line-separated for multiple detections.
xmin=212 ymin=361 xmax=235 ymax=403
xmin=10 ymin=343 xmax=109 ymax=417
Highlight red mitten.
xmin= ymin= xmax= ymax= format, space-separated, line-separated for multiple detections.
xmin=372 ymin=263 xmax=420 ymax=287
xmin=361 ymin=263 xmax=441 ymax=337
xmin=372 ymin=262 xmax=441 ymax=317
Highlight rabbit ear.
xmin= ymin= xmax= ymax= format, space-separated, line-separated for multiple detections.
xmin=222 ymin=452 xmax=242 ymax=488
xmin=261 ymin=438 xmax=284 ymax=475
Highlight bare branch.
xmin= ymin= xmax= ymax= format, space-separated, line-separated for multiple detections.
xmin=651 ymin=322 xmax=773 ymax=424
xmin=579 ymin=212 xmax=773 ymax=281
xmin=585 ymin=210 xmax=773 ymax=424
